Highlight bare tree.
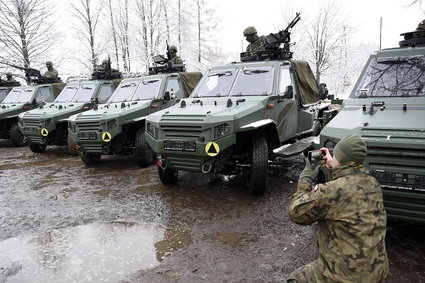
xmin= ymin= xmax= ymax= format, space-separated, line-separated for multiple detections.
xmin=70 ymin=0 xmax=104 ymax=71
xmin=194 ymin=0 xmax=219 ymax=64
xmin=107 ymin=0 xmax=120 ymax=70
xmin=304 ymin=2 xmax=347 ymax=83
xmin=0 ymin=0 xmax=56 ymax=78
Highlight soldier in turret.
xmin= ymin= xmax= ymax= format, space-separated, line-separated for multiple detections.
xmin=168 ymin=45 xmax=183 ymax=64
xmin=5 ymin=72 xmax=17 ymax=83
xmin=243 ymin=26 xmax=266 ymax=52
xmin=287 ymin=135 xmax=388 ymax=282
xmin=43 ymin=61 xmax=58 ymax=79
xmin=414 ymin=19 xmax=425 ymax=38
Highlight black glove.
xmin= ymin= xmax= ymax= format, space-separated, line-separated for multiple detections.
xmin=299 ymin=157 xmax=319 ymax=184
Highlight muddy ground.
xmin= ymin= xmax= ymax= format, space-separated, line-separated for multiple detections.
xmin=0 ymin=140 xmax=424 ymax=283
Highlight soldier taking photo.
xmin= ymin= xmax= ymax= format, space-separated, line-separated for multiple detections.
xmin=287 ymin=135 xmax=388 ymax=282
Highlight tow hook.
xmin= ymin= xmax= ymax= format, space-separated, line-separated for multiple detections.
xmin=75 ymin=144 xmax=81 ymax=151
xmin=157 ymin=156 xmax=167 ymax=169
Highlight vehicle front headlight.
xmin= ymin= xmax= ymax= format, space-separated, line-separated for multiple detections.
xmin=107 ymin=119 xmax=117 ymax=130
xmin=214 ymin=123 xmax=231 ymax=138
xmin=44 ymin=118 xmax=52 ymax=127
xmin=68 ymin=121 xmax=75 ymax=133
xmin=146 ymin=122 xmax=156 ymax=138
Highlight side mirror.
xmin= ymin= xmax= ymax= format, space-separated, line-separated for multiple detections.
xmin=32 ymin=98 xmax=37 ymax=105
xmin=283 ymin=85 xmax=293 ymax=99
xmin=163 ymin=91 xmax=171 ymax=101
xmin=319 ymin=83 xmax=329 ymax=100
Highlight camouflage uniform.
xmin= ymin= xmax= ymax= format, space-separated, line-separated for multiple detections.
xmin=243 ymin=26 xmax=266 ymax=52
xmin=413 ymin=19 xmax=425 ymax=38
xmin=288 ymin=162 xmax=388 ymax=283
xmin=5 ymin=72 xmax=16 ymax=83
xmin=43 ymin=61 xmax=58 ymax=79
xmin=168 ymin=45 xmax=183 ymax=64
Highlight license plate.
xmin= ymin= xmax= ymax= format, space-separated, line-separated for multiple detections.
xmin=24 ymin=127 xmax=39 ymax=134
xmin=164 ymin=140 xmax=196 ymax=152
xmin=78 ymin=132 xmax=97 ymax=140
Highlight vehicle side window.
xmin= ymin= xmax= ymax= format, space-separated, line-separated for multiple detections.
xmin=97 ymin=85 xmax=113 ymax=103
xmin=165 ymin=77 xmax=182 ymax=98
xmin=36 ymin=87 xmax=54 ymax=102
xmin=279 ymin=66 xmax=293 ymax=95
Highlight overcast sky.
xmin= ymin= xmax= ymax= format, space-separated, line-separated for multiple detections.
xmin=215 ymin=0 xmax=424 ymax=52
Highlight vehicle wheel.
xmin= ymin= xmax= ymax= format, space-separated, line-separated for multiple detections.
xmin=29 ymin=143 xmax=47 ymax=153
xmin=135 ymin=128 xmax=156 ymax=166
xmin=247 ymin=136 xmax=268 ymax=195
xmin=157 ymin=165 xmax=178 ymax=184
xmin=67 ymin=132 xmax=78 ymax=156
xmin=312 ymin=120 xmax=323 ymax=136
xmin=10 ymin=122 xmax=25 ymax=147
xmin=80 ymin=152 xmax=101 ymax=165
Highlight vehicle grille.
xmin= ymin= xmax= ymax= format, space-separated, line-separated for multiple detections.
xmin=160 ymin=114 xmax=206 ymax=139
xmin=362 ymin=129 xmax=425 ymax=192
xmin=75 ymin=114 xmax=102 ymax=132
xmin=23 ymin=113 xmax=42 ymax=127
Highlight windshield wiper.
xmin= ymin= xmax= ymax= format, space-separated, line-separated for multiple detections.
xmin=244 ymin=69 xmax=269 ymax=75
xmin=121 ymin=83 xmax=136 ymax=88
xmin=143 ymin=79 xmax=159 ymax=85
xmin=82 ymin=86 xmax=93 ymax=89
xmin=208 ymin=71 xmax=232 ymax=77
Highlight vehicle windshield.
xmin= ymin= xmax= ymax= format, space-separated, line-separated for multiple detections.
xmin=230 ymin=67 xmax=274 ymax=96
xmin=2 ymin=88 xmax=35 ymax=103
xmin=55 ymin=86 xmax=79 ymax=102
xmin=72 ymin=84 xmax=96 ymax=102
xmin=132 ymin=79 xmax=162 ymax=100
xmin=192 ymin=69 xmax=237 ymax=97
xmin=355 ymin=55 xmax=425 ymax=97
xmin=0 ymin=89 xmax=8 ymax=102
xmin=108 ymin=81 xmax=139 ymax=103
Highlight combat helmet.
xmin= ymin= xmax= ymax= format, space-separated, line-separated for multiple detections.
xmin=168 ymin=45 xmax=178 ymax=52
xmin=45 ymin=61 xmax=53 ymax=66
xmin=416 ymin=19 xmax=425 ymax=32
xmin=243 ymin=26 xmax=257 ymax=36
xmin=5 ymin=72 xmax=13 ymax=77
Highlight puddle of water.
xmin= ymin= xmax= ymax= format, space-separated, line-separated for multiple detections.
xmin=154 ymin=229 xmax=193 ymax=262
xmin=0 ymin=222 xmax=166 ymax=282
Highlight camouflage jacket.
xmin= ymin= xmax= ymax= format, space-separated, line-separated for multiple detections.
xmin=43 ymin=68 xmax=58 ymax=79
xmin=289 ymin=162 xmax=388 ymax=283
xmin=170 ymin=56 xmax=183 ymax=64
xmin=246 ymin=36 xmax=266 ymax=52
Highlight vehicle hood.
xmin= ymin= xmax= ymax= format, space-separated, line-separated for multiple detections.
xmin=0 ymin=103 xmax=26 ymax=119
xmin=71 ymin=101 xmax=151 ymax=124
xmin=321 ymin=97 xmax=425 ymax=145
xmin=20 ymin=102 xmax=87 ymax=121
xmin=148 ymin=97 xmax=269 ymax=126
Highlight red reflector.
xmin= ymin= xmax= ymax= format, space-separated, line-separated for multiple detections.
xmin=75 ymin=144 xmax=80 ymax=150
xmin=82 ymin=106 xmax=90 ymax=111
xmin=151 ymin=104 xmax=159 ymax=109
xmin=23 ymin=106 xmax=29 ymax=110
xmin=157 ymin=158 xmax=163 ymax=167
xmin=266 ymin=104 xmax=274 ymax=109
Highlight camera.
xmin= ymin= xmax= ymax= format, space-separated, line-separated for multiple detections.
xmin=308 ymin=149 xmax=326 ymax=162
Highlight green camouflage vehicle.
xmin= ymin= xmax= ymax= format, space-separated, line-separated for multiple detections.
xmin=316 ymin=31 xmax=425 ymax=223
xmin=68 ymin=61 xmax=202 ymax=166
xmin=18 ymin=64 xmax=122 ymax=153
xmin=145 ymin=14 xmax=336 ymax=194
xmin=0 ymin=79 xmax=21 ymax=103
xmin=0 ymin=82 xmax=64 ymax=146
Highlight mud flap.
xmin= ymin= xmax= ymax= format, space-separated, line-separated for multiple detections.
xmin=272 ymin=136 xmax=319 ymax=157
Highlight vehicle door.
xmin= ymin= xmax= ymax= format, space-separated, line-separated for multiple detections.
xmin=272 ymin=63 xmax=297 ymax=143
xmin=159 ymin=75 xmax=182 ymax=110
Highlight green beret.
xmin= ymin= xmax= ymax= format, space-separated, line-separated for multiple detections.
xmin=333 ymin=135 xmax=367 ymax=164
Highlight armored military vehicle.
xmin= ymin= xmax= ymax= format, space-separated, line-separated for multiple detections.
xmin=145 ymin=14 xmax=336 ymax=194
xmin=18 ymin=64 xmax=121 ymax=154
xmin=316 ymin=28 xmax=425 ymax=223
xmin=0 ymin=82 xmax=64 ymax=146
xmin=68 ymin=58 xmax=202 ymax=166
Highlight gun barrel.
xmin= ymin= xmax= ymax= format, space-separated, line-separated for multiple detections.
xmin=286 ymin=12 xmax=301 ymax=31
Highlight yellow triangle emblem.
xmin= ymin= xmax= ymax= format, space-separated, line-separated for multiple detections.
xmin=102 ymin=132 xmax=112 ymax=142
xmin=41 ymin=128 xmax=49 ymax=136
xmin=205 ymin=142 xmax=219 ymax=157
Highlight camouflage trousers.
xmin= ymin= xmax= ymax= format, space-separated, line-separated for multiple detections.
xmin=287 ymin=260 xmax=326 ymax=283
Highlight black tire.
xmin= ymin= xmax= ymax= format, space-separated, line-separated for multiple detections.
xmin=80 ymin=152 xmax=101 ymax=165
xmin=29 ymin=143 xmax=46 ymax=153
xmin=67 ymin=132 xmax=78 ymax=156
xmin=247 ymin=136 xmax=268 ymax=195
xmin=135 ymin=128 xmax=156 ymax=166
xmin=157 ymin=165 xmax=178 ymax=184
xmin=312 ymin=121 xmax=323 ymax=136
xmin=10 ymin=122 xmax=25 ymax=147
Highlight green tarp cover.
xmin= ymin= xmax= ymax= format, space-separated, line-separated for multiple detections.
xmin=291 ymin=60 xmax=320 ymax=105
xmin=51 ymin=83 xmax=66 ymax=97
xmin=179 ymin=72 xmax=203 ymax=96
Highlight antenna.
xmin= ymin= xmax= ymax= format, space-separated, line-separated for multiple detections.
xmin=379 ymin=17 xmax=382 ymax=50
